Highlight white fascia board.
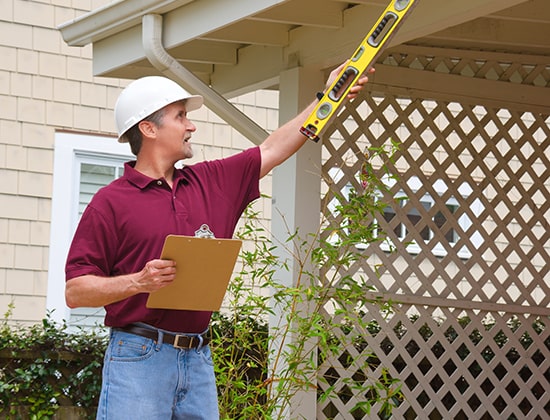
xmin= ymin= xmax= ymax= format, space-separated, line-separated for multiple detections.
xmin=59 ymin=0 xmax=195 ymax=46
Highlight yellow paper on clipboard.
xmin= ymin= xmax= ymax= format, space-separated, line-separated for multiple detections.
xmin=146 ymin=235 xmax=242 ymax=311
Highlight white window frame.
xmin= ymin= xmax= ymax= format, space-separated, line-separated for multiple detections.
xmin=46 ymin=132 xmax=133 ymax=325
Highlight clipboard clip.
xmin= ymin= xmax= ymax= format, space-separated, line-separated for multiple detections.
xmin=195 ymin=224 xmax=215 ymax=238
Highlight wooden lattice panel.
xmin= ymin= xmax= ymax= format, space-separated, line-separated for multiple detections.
xmin=318 ymin=65 xmax=550 ymax=417
xmin=322 ymin=95 xmax=550 ymax=308
xmin=381 ymin=46 xmax=550 ymax=88
xmin=317 ymin=304 xmax=550 ymax=419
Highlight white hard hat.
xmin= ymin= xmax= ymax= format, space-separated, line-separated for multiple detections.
xmin=114 ymin=76 xmax=203 ymax=142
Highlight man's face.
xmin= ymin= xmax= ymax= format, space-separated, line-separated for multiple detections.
xmin=156 ymin=101 xmax=197 ymax=161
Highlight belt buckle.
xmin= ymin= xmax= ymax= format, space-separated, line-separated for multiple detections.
xmin=173 ymin=334 xmax=193 ymax=349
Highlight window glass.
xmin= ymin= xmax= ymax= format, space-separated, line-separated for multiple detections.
xmin=78 ymin=162 xmax=117 ymax=216
xmin=327 ymin=169 xmax=470 ymax=258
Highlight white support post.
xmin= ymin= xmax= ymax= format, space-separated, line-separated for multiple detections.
xmin=270 ymin=65 xmax=324 ymax=419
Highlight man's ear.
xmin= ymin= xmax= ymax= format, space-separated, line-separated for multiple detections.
xmin=138 ymin=120 xmax=157 ymax=138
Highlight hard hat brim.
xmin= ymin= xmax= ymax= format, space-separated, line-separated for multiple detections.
xmin=117 ymin=95 xmax=203 ymax=143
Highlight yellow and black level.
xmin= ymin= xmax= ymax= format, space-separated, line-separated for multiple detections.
xmin=300 ymin=0 xmax=417 ymax=142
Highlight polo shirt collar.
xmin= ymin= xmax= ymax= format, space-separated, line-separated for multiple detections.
xmin=123 ymin=161 xmax=187 ymax=189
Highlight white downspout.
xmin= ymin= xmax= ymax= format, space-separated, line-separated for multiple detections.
xmin=141 ymin=14 xmax=268 ymax=146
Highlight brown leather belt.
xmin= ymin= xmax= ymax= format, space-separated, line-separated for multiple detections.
xmin=115 ymin=324 xmax=210 ymax=349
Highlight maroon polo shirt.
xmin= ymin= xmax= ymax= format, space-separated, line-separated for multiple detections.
xmin=65 ymin=146 xmax=261 ymax=333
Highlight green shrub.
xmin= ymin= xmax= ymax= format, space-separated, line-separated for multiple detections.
xmin=0 ymin=305 xmax=107 ymax=419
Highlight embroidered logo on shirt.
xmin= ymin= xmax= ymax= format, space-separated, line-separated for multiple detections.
xmin=195 ymin=224 xmax=215 ymax=238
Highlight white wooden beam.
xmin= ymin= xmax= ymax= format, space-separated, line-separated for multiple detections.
xmin=392 ymin=0 xmax=531 ymax=46
xmin=201 ymin=20 xmax=290 ymax=47
xmin=491 ymin=0 xmax=550 ymax=24
xmin=271 ymin=65 xmax=324 ymax=420
xmin=210 ymin=45 xmax=285 ymax=96
xmin=167 ymin=40 xmax=238 ymax=65
xmin=368 ymin=64 xmax=550 ymax=114
xmin=423 ymin=17 xmax=550 ymax=52
xmin=250 ymin=0 xmax=345 ymax=29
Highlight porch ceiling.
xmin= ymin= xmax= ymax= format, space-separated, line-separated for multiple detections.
xmin=59 ymin=0 xmax=549 ymax=114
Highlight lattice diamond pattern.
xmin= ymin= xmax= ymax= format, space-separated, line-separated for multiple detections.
xmin=317 ymin=305 xmax=550 ymax=419
xmin=381 ymin=47 xmax=550 ymax=87
xmin=322 ymin=95 xmax=550 ymax=307
xmin=317 ymin=53 xmax=549 ymax=418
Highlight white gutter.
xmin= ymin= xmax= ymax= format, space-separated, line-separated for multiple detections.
xmin=58 ymin=0 xmax=194 ymax=46
xmin=142 ymin=14 xmax=268 ymax=146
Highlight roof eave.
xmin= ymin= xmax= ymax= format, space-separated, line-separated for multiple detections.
xmin=58 ymin=0 xmax=194 ymax=46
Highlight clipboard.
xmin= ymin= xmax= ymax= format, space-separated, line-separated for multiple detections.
xmin=146 ymin=235 xmax=242 ymax=311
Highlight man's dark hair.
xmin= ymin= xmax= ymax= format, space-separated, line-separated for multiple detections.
xmin=123 ymin=107 xmax=166 ymax=156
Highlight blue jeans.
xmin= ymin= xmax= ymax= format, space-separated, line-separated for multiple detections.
xmin=96 ymin=328 xmax=219 ymax=419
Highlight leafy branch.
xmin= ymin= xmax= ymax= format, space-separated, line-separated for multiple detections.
xmin=213 ymin=143 xmax=403 ymax=419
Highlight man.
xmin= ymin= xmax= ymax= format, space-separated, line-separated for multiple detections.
xmin=65 ymin=62 xmax=372 ymax=419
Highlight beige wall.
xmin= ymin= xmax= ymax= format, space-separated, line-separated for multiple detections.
xmin=0 ymin=0 xmax=276 ymax=324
